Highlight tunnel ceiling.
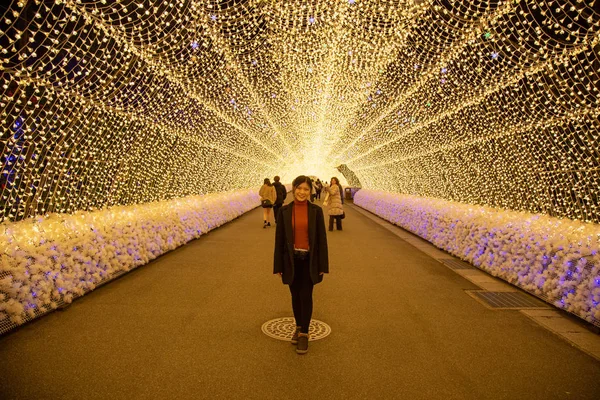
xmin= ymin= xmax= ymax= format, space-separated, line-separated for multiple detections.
xmin=1 ymin=0 xmax=599 ymax=223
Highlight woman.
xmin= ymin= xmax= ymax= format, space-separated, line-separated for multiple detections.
xmin=324 ymin=176 xmax=344 ymax=231
xmin=274 ymin=175 xmax=329 ymax=355
xmin=259 ymin=178 xmax=277 ymax=228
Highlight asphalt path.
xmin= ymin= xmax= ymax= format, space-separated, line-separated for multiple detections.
xmin=1 ymin=194 xmax=599 ymax=399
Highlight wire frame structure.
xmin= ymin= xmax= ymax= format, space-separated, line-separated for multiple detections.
xmin=0 ymin=0 xmax=599 ymax=223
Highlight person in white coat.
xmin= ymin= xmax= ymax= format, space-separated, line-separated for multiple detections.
xmin=323 ymin=177 xmax=344 ymax=231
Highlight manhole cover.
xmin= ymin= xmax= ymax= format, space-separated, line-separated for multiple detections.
xmin=441 ymin=258 xmax=476 ymax=270
xmin=467 ymin=290 xmax=550 ymax=309
xmin=262 ymin=317 xmax=331 ymax=341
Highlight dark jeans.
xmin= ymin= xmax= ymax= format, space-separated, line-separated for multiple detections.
xmin=289 ymin=255 xmax=314 ymax=334
xmin=316 ymin=190 xmax=321 ymax=199
xmin=273 ymin=203 xmax=283 ymax=223
xmin=329 ymin=215 xmax=342 ymax=231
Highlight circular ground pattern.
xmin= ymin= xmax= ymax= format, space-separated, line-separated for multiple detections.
xmin=261 ymin=317 xmax=331 ymax=342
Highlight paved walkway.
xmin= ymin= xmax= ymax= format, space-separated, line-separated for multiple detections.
xmin=1 ymin=196 xmax=599 ymax=399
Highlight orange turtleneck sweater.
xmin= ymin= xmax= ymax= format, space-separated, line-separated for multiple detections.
xmin=293 ymin=200 xmax=309 ymax=251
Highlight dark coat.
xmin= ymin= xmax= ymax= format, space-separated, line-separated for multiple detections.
xmin=273 ymin=201 xmax=329 ymax=285
xmin=273 ymin=181 xmax=286 ymax=205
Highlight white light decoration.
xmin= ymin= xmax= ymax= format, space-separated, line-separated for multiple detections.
xmin=354 ymin=189 xmax=600 ymax=326
xmin=0 ymin=1 xmax=599 ymax=329
xmin=0 ymin=0 xmax=598 ymax=222
xmin=0 ymin=188 xmax=264 ymax=330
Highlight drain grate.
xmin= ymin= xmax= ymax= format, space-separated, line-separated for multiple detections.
xmin=467 ymin=291 xmax=550 ymax=310
xmin=262 ymin=317 xmax=331 ymax=342
xmin=441 ymin=258 xmax=477 ymax=270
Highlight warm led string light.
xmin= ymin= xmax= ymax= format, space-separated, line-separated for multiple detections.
xmin=1 ymin=0 xmax=599 ymax=223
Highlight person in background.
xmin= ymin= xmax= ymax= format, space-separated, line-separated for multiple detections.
xmin=274 ymin=175 xmax=329 ymax=355
xmin=323 ymin=176 xmax=344 ymax=231
xmin=310 ymin=179 xmax=317 ymax=202
xmin=259 ymin=178 xmax=277 ymax=228
xmin=315 ymin=179 xmax=323 ymax=200
xmin=272 ymin=176 xmax=287 ymax=224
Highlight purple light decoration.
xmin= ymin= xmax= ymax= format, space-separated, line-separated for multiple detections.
xmin=491 ymin=52 xmax=499 ymax=59
xmin=210 ymin=14 xmax=217 ymax=21
xmin=441 ymin=67 xmax=447 ymax=73
xmin=349 ymin=0 xmax=355 ymax=4
xmin=309 ymin=17 xmax=315 ymax=24
xmin=191 ymin=41 xmax=199 ymax=50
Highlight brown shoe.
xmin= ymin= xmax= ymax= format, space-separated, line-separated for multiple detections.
xmin=291 ymin=326 xmax=301 ymax=345
xmin=296 ymin=334 xmax=309 ymax=354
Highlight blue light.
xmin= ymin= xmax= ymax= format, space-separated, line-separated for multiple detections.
xmin=309 ymin=17 xmax=315 ymax=24
xmin=441 ymin=67 xmax=447 ymax=73
xmin=191 ymin=41 xmax=199 ymax=50
xmin=210 ymin=14 xmax=217 ymax=21
xmin=491 ymin=52 xmax=499 ymax=59
xmin=349 ymin=0 xmax=355 ymax=4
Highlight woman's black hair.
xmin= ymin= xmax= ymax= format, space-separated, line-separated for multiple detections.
xmin=330 ymin=177 xmax=340 ymax=185
xmin=292 ymin=175 xmax=313 ymax=191
xmin=264 ymin=178 xmax=272 ymax=186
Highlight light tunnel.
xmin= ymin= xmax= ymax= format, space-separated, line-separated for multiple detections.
xmin=1 ymin=0 xmax=599 ymax=332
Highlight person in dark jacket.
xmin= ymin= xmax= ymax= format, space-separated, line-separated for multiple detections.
xmin=274 ymin=175 xmax=329 ymax=355
xmin=272 ymin=175 xmax=287 ymax=224
xmin=315 ymin=179 xmax=323 ymax=200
